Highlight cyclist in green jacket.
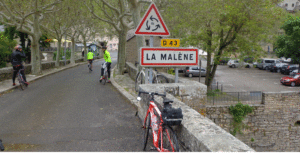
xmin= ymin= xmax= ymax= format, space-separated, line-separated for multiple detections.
xmin=87 ymin=49 xmax=95 ymax=71
xmin=100 ymin=46 xmax=112 ymax=83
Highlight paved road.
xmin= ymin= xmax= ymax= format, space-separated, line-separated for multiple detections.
xmin=0 ymin=51 xmax=143 ymax=151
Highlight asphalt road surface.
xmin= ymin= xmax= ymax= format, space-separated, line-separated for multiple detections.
xmin=0 ymin=51 xmax=144 ymax=151
xmin=180 ymin=65 xmax=300 ymax=93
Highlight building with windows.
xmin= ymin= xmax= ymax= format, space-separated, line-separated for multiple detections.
xmin=278 ymin=0 xmax=300 ymax=12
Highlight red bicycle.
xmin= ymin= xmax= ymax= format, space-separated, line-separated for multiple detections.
xmin=138 ymin=90 xmax=181 ymax=152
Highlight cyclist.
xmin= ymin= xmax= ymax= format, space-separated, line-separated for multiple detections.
xmin=11 ymin=45 xmax=28 ymax=86
xmin=87 ymin=49 xmax=95 ymax=71
xmin=100 ymin=46 xmax=112 ymax=83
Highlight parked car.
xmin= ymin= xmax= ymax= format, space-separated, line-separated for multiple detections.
xmin=256 ymin=58 xmax=277 ymax=70
xmin=227 ymin=59 xmax=250 ymax=68
xmin=281 ymin=64 xmax=299 ymax=75
xmin=184 ymin=66 xmax=206 ymax=78
xmin=219 ymin=57 xmax=230 ymax=65
xmin=291 ymin=69 xmax=299 ymax=75
xmin=269 ymin=61 xmax=288 ymax=73
xmin=280 ymin=73 xmax=300 ymax=87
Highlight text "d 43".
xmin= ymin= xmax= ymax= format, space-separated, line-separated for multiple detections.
xmin=161 ymin=39 xmax=180 ymax=47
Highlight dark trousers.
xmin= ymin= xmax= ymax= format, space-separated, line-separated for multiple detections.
xmin=101 ymin=62 xmax=111 ymax=78
xmin=12 ymin=65 xmax=27 ymax=83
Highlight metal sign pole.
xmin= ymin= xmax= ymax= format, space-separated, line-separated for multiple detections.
xmin=175 ymin=68 xmax=178 ymax=83
xmin=199 ymin=59 xmax=201 ymax=82
xmin=149 ymin=36 xmax=154 ymax=84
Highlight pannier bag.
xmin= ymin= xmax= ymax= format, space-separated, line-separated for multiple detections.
xmin=162 ymin=105 xmax=183 ymax=126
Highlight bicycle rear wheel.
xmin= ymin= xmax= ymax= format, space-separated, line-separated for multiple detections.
xmin=18 ymin=74 xmax=26 ymax=90
xmin=161 ymin=125 xmax=179 ymax=152
xmin=143 ymin=113 xmax=152 ymax=151
xmin=135 ymin=72 xmax=145 ymax=92
xmin=153 ymin=74 xmax=169 ymax=84
xmin=102 ymin=71 xmax=107 ymax=85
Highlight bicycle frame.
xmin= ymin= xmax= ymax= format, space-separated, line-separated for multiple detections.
xmin=17 ymin=69 xmax=25 ymax=83
xmin=143 ymin=100 xmax=175 ymax=152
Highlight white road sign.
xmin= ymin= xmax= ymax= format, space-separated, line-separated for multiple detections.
xmin=140 ymin=48 xmax=198 ymax=66
xmin=135 ymin=3 xmax=169 ymax=36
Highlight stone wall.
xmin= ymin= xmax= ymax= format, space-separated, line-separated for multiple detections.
xmin=137 ymin=84 xmax=255 ymax=152
xmin=206 ymin=92 xmax=300 ymax=152
xmin=0 ymin=57 xmax=100 ymax=82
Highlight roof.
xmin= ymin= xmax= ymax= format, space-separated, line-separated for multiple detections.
xmin=126 ymin=29 xmax=136 ymax=41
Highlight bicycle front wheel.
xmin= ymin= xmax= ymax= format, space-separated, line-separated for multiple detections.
xmin=143 ymin=113 xmax=152 ymax=151
xmin=161 ymin=125 xmax=179 ymax=152
xmin=135 ymin=72 xmax=145 ymax=92
xmin=153 ymin=74 xmax=169 ymax=84
xmin=18 ymin=74 xmax=25 ymax=90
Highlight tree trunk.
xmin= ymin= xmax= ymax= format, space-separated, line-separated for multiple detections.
xmin=70 ymin=37 xmax=76 ymax=65
xmin=56 ymin=38 xmax=62 ymax=67
xmin=83 ymin=39 xmax=87 ymax=61
xmin=30 ymin=13 xmax=42 ymax=75
xmin=117 ymin=28 xmax=127 ymax=75
xmin=131 ymin=3 xmax=144 ymax=66
xmin=30 ymin=35 xmax=42 ymax=75
xmin=205 ymin=23 xmax=213 ymax=90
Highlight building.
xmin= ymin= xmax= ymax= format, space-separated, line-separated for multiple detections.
xmin=278 ymin=0 xmax=300 ymax=12
xmin=126 ymin=29 xmax=162 ymax=64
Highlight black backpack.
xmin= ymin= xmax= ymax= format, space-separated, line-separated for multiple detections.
xmin=161 ymin=98 xmax=183 ymax=126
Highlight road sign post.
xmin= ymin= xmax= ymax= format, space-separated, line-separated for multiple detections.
xmin=135 ymin=3 xmax=170 ymax=84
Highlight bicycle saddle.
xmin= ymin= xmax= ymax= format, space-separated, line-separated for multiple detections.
xmin=163 ymin=97 xmax=173 ymax=104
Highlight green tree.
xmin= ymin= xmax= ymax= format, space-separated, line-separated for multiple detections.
xmin=163 ymin=0 xmax=286 ymax=89
xmin=0 ymin=32 xmax=17 ymax=68
xmin=275 ymin=16 xmax=300 ymax=72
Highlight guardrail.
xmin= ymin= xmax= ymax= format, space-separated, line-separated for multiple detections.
xmin=207 ymin=91 xmax=262 ymax=105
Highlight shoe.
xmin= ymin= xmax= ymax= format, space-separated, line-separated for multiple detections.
xmin=107 ymin=80 xmax=111 ymax=83
xmin=24 ymin=82 xmax=29 ymax=86
xmin=99 ymin=77 xmax=104 ymax=83
xmin=12 ymin=83 xmax=16 ymax=86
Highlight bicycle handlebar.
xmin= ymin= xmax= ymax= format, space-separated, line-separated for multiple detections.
xmin=0 ymin=139 xmax=5 ymax=151
xmin=138 ymin=90 xmax=166 ymax=97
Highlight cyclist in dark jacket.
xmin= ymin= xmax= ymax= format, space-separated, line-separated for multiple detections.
xmin=11 ymin=45 xmax=28 ymax=86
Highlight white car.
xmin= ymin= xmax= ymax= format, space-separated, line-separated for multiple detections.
xmin=290 ymin=69 xmax=299 ymax=75
xmin=227 ymin=59 xmax=250 ymax=68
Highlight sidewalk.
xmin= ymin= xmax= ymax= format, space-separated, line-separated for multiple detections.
xmin=0 ymin=59 xmax=102 ymax=94
xmin=110 ymin=66 xmax=139 ymax=107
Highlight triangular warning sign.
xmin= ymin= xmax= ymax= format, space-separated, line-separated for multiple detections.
xmin=135 ymin=3 xmax=170 ymax=36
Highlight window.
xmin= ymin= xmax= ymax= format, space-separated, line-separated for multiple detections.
xmin=145 ymin=40 xmax=149 ymax=46
xmin=265 ymin=60 xmax=275 ymax=63
xmin=110 ymin=44 xmax=112 ymax=48
xmin=292 ymin=3 xmax=295 ymax=7
xmin=285 ymin=3 xmax=288 ymax=7
xmin=192 ymin=67 xmax=198 ymax=70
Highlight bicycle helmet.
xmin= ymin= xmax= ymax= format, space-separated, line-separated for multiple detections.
xmin=14 ymin=45 xmax=22 ymax=50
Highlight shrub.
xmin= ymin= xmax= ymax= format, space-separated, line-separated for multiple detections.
xmin=53 ymin=49 xmax=71 ymax=60
xmin=0 ymin=32 xmax=17 ymax=68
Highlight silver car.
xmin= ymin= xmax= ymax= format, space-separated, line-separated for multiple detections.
xmin=227 ymin=59 xmax=249 ymax=68
xmin=184 ymin=66 xmax=206 ymax=78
